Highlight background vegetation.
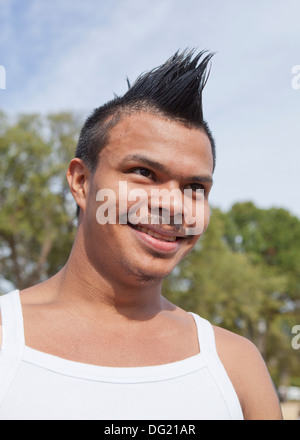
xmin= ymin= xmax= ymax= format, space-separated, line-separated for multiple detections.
xmin=0 ymin=111 xmax=299 ymax=388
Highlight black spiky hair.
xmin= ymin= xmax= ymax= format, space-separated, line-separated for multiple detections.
xmin=123 ymin=49 xmax=214 ymax=125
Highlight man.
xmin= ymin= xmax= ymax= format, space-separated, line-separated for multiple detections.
xmin=0 ymin=50 xmax=282 ymax=420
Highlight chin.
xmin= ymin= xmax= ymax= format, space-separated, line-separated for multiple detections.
xmin=118 ymin=255 xmax=176 ymax=286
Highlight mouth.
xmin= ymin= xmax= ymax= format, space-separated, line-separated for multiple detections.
xmin=134 ymin=225 xmax=179 ymax=242
xmin=128 ymin=222 xmax=186 ymax=253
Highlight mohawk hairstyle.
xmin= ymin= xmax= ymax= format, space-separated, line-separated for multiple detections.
xmin=124 ymin=49 xmax=213 ymax=126
xmin=75 ymin=49 xmax=216 ymax=216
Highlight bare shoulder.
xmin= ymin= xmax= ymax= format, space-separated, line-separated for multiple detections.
xmin=213 ymin=325 xmax=282 ymax=420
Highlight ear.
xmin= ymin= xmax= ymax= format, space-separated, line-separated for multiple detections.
xmin=66 ymin=158 xmax=91 ymax=212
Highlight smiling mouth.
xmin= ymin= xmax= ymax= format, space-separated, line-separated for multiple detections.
xmin=128 ymin=223 xmax=185 ymax=243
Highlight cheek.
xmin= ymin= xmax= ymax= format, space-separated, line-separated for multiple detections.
xmin=189 ymin=202 xmax=210 ymax=240
xmin=195 ymin=202 xmax=210 ymax=240
xmin=204 ymin=203 xmax=211 ymax=230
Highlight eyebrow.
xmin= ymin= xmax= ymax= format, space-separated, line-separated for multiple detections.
xmin=121 ymin=154 xmax=214 ymax=185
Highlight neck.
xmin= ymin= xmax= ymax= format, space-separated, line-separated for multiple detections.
xmin=49 ymin=239 xmax=166 ymax=322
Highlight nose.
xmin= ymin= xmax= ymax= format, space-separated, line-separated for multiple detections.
xmin=149 ymin=184 xmax=184 ymax=226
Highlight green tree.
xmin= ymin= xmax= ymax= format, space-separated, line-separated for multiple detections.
xmin=227 ymin=202 xmax=300 ymax=301
xmin=225 ymin=202 xmax=300 ymax=385
xmin=0 ymin=111 xmax=81 ymax=291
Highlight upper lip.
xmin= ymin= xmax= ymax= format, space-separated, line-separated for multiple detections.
xmin=129 ymin=222 xmax=187 ymax=238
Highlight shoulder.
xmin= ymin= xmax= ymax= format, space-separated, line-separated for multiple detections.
xmin=212 ymin=325 xmax=282 ymax=420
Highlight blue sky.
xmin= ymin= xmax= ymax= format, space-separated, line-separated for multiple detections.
xmin=0 ymin=0 xmax=300 ymax=218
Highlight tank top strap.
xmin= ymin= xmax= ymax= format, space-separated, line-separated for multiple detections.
xmin=0 ymin=290 xmax=25 ymax=352
xmin=0 ymin=290 xmax=25 ymax=406
xmin=189 ymin=312 xmax=244 ymax=420
xmin=189 ymin=312 xmax=218 ymax=356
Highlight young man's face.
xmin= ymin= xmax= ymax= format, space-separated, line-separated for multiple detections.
xmin=82 ymin=112 xmax=214 ymax=285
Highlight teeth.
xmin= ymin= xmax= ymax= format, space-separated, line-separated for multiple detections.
xmin=136 ymin=226 xmax=177 ymax=242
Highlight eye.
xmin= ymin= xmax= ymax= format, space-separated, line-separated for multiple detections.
xmin=131 ymin=167 xmax=153 ymax=179
xmin=185 ymin=183 xmax=205 ymax=192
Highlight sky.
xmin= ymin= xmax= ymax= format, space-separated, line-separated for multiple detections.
xmin=0 ymin=0 xmax=299 ymax=218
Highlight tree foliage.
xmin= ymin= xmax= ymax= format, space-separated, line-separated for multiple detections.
xmin=0 ymin=111 xmax=80 ymax=289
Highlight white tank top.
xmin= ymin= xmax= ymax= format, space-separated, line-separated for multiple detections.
xmin=0 ymin=290 xmax=243 ymax=420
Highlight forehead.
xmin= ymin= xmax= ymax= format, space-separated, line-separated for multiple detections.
xmin=99 ymin=112 xmax=214 ymax=176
